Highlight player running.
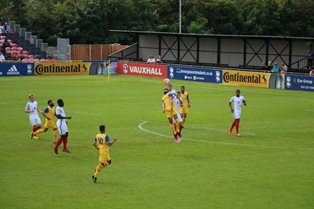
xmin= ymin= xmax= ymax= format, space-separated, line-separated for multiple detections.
xmin=54 ymin=99 xmax=72 ymax=154
xmin=179 ymin=86 xmax=190 ymax=124
xmin=25 ymin=94 xmax=42 ymax=139
xmin=92 ymin=124 xmax=117 ymax=183
xmin=31 ymin=100 xmax=58 ymax=143
xmin=229 ymin=89 xmax=246 ymax=137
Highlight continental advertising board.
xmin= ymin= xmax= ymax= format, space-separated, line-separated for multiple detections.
xmin=117 ymin=62 xmax=168 ymax=78
xmin=285 ymin=74 xmax=314 ymax=92
xmin=35 ymin=61 xmax=91 ymax=75
xmin=222 ymin=70 xmax=272 ymax=88
xmin=0 ymin=63 xmax=34 ymax=76
xmin=168 ymin=65 xmax=222 ymax=83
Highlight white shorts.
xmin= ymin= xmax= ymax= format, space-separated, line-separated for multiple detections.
xmin=233 ymin=111 xmax=241 ymax=119
xmin=176 ymin=113 xmax=183 ymax=123
xmin=29 ymin=116 xmax=41 ymax=126
xmin=57 ymin=121 xmax=68 ymax=135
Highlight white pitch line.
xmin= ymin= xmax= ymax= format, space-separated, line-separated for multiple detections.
xmin=185 ymin=125 xmax=256 ymax=136
xmin=138 ymin=121 xmax=314 ymax=151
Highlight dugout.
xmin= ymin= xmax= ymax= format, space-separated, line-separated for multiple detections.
xmin=109 ymin=30 xmax=314 ymax=72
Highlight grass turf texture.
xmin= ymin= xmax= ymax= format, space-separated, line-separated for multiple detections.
xmin=0 ymin=75 xmax=313 ymax=209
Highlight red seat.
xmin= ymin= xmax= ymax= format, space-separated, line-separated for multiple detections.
xmin=0 ymin=36 xmax=5 ymax=40
xmin=10 ymin=52 xmax=19 ymax=60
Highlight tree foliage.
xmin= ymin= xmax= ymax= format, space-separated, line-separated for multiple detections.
xmin=1 ymin=0 xmax=314 ymax=45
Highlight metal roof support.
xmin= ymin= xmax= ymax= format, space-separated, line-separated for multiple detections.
xmin=217 ymin=37 xmax=221 ymax=66
xmin=265 ymin=39 xmax=269 ymax=65
xmin=177 ymin=35 xmax=180 ymax=63
xmin=180 ymin=37 xmax=197 ymax=62
xmin=136 ymin=34 xmax=139 ymax=59
xmin=196 ymin=36 xmax=200 ymax=64
xmin=288 ymin=40 xmax=292 ymax=70
xmin=158 ymin=35 xmax=161 ymax=56
xmin=243 ymin=38 xmax=247 ymax=67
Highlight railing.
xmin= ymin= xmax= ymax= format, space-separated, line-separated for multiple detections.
xmin=108 ymin=43 xmax=138 ymax=60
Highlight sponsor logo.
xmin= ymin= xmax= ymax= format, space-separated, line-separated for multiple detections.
xmin=223 ymin=72 xmax=267 ymax=84
xmin=215 ymin=71 xmax=221 ymax=82
xmin=169 ymin=67 xmax=174 ymax=78
xmin=122 ymin=64 xmax=128 ymax=74
xmin=127 ymin=65 xmax=162 ymax=75
xmin=286 ymin=76 xmax=291 ymax=88
xmin=6 ymin=65 xmax=20 ymax=75
xmin=27 ymin=64 xmax=33 ymax=75
xmin=35 ymin=63 xmax=87 ymax=75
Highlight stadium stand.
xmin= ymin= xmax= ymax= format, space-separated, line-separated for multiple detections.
xmin=0 ymin=30 xmax=50 ymax=62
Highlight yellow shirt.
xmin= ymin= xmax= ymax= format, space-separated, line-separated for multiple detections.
xmin=180 ymin=91 xmax=189 ymax=108
xmin=43 ymin=106 xmax=55 ymax=121
xmin=162 ymin=93 xmax=172 ymax=110
xmin=95 ymin=133 xmax=110 ymax=152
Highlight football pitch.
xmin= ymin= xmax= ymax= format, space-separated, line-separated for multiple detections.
xmin=0 ymin=75 xmax=313 ymax=209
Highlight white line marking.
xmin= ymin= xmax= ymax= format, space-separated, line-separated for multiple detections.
xmin=185 ymin=125 xmax=256 ymax=136
xmin=138 ymin=121 xmax=314 ymax=151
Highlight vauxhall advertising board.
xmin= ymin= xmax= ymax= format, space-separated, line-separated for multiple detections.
xmin=0 ymin=63 xmax=34 ymax=76
xmin=285 ymin=74 xmax=314 ymax=92
xmin=168 ymin=66 xmax=222 ymax=83
xmin=117 ymin=62 xmax=168 ymax=78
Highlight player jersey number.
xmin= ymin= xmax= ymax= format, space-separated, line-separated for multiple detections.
xmin=98 ymin=138 xmax=104 ymax=145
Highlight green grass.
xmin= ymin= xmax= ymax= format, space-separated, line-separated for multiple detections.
xmin=0 ymin=75 xmax=313 ymax=209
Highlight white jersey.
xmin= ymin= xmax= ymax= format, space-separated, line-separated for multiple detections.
xmin=25 ymin=101 xmax=39 ymax=119
xmin=169 ymin=89 xmax=177 ymax=106
xmin=174 ymin=97 xmax=182 ymax=113
xmin=230 ymin=96 xmax=245 ymax=112
xmin=55 ymin=106 xmax=66 ymax=123
xmin=55 ymin=106 xmax=68 ymax=135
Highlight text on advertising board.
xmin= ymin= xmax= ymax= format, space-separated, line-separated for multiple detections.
xmin=35 ymin=62 xmax=90 ymax=75
xmin=285 ymin=74 xmax=314 ymax=92
xmin=168 ymin=66 xmax=222 ymax=83
xmin=0 ymin=63 xmax=34 ymax=76
xmin=223 ymin=70 xmax=271 ymax=88
xmin=117 ymin=62 xmax=168 ymax=78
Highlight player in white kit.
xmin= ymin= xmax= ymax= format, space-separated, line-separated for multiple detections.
xmin=167 ymin=83 xmax=183 ymax=142
xmin=229 ymin=89 xmax=246 ymax=137
xmin=54 ymin=99 xmax=72 ymax=155
xmin=25 ymin=94 xmax=42 ymax=139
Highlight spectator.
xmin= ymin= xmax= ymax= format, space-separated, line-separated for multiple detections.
xmin=271 ymin=62 xmax=280 ymax=72
xmin=261 ymin=61 xmax=267 ymax=71
xmin=308 ymin=44 xmax=313 ymax=70
xmin=280 ymin=63 xmax=288 ymax=89
xmin=0 ymin=23 xmax=4 ymax=34
xmin=147 ymin=56 xmax=156 ymax=63
xmin=4 ymin=22 xmax=10 ymax=33
xmin=310 ymin=69 xmax=314 ymax=76
xmin=156 ymin=55 xmax=163 ymax=64
xmin=280 ymin=63 xmax=288 ymax=73
xmin=267 ymin=60 xmax=273 ymax=71
xmin=0 ymin=52 xmax=5 ymax=62
xmin=2 ymin=38 xmax=10 ymax=55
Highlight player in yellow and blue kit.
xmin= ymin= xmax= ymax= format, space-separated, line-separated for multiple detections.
xmin=179 ymin=86 xmax=191 ymax=124
xmin=31 ymin=100 xmax=58 ymax=143
xmin=92 ymin=125 xmax=117 ymax=183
